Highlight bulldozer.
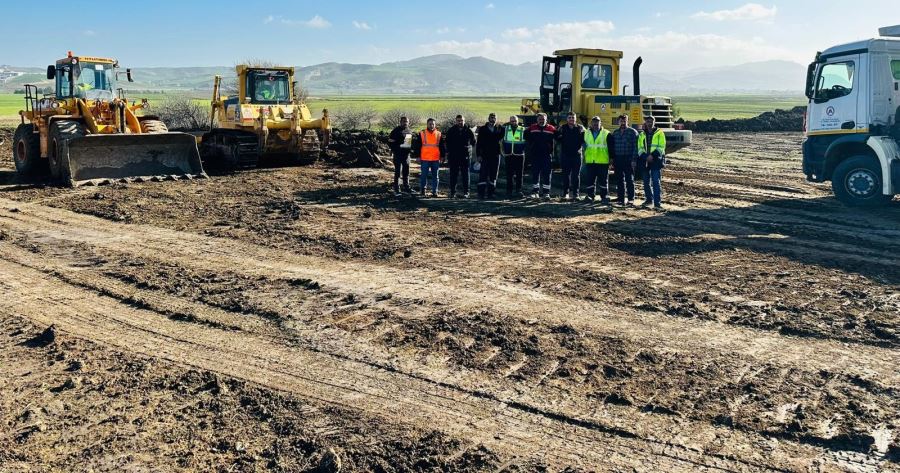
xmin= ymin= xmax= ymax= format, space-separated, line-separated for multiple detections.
xmin=520 ymin=48 xmax=691 ymax=154
xmin=11 ymin=52 xmax=205 ymax=186
xmin=201 ymin=65 xmax=331 ymax=169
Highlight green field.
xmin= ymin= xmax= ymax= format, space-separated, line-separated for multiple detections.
xmin=672 ymin=94 xmax=806 ymax=120
xmin=0 ymin=93 xmax=807 ymax=124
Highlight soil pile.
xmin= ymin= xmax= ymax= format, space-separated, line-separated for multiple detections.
xmin=323 ymin=129 xmax=391 ymax=168
xmin=682 ymin=106 xmax=806 ymax=132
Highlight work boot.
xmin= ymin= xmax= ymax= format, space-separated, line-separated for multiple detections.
xmin=431 ymin=191 xmax=438 ymax=198
xmin=600 ymin=197 xmax=611 ymax=206
xmin=640 ymin=200 xmax=652 ymax=208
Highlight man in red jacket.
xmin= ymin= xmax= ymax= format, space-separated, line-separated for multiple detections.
xmin=525 ymin=113 xmax=556 ymax=200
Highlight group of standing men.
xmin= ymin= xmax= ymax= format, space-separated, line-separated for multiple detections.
xmin=387 ymin=111 xmax=667 ymax=209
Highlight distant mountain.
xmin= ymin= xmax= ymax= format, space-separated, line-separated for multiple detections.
xmin=296 ymin=55 xmax=539 ymax=94
xmin=628 ymin=60 xmax=806 ymax=94
xmin=0 ymin=57 xmax=806 ymax=95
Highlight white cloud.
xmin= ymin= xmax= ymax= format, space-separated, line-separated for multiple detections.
xmin=421 ymin=21 xmax=800 ymax=70
xmin=501 ymin=20 xmax=614 ymax=42
xmin=436 ymin=27 xmax=451 ymax=34
xmin=692 ymin=3 xmax=777 ymax=21
xmin=485 ymin=3 xmax=495 ymax=8
xmin=82 ymin=30 xmax=96 ymax=36
xmin=264 ymin=14 xmax=331 ymax=28
xmin=353 ymin=20 xmax=373 ymax=30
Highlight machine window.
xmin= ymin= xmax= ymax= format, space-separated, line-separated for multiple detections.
xmin=892 ymin=60 xmax=900 ymax=80
xmin=73 ymin=62 xmax=115 ymax=100
xmin=248 ymin=71 xmax=290 ymax=103
xmin=815 ymin=62 xmax=854 ymax=100
xmin=581 ymin=64 xmax=612 ymax=89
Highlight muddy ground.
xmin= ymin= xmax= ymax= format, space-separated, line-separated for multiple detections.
xmin=0 ymin=129 xmax=898 ymax=472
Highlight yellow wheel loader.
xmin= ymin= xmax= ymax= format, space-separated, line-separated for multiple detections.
xmin=12 ymin=52 xmax=205 ymax=186
xmin=201 ymin=65 xmax=331 ymax=169
xmin=520 ymin=49 xmax=691 ymax=154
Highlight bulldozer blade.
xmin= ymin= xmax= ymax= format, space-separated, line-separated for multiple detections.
xmin=63 ymin=133 xmax=206 ymax=186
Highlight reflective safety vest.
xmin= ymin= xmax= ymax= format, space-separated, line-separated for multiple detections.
xmin=583 ymin=128 xmax=610 ymax=164
xmin=420 ymin=129 xmax=442 ymax=161
xmin=638 ymin=128 xmax=666 ymax=156
xmin=502 ymin=125 xmax=526 ymax=156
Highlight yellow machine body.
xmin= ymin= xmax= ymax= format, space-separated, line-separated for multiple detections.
xmin=13 ymin=53 xmax=204 ymax=186
xmin=520 ymin=48 xmax=691 ymax=153
xmin=203 ymin=65 xmax=330 ymax=167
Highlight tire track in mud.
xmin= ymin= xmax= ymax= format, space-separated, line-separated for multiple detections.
xmin=0 ymin=199 xmax=897 ymax=470
xmin=3 ymin=238 xmax=887 ymax=471
xmin=1 ymin=199 xmax=897 ymax=385
xmin=0 ymin=257 xmax=780 ymax=472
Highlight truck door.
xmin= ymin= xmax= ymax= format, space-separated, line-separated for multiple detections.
xmin=808 ymin=54 xmax=861 ymax=135
xmin=539 ymin=56 xmax=560 ymax=114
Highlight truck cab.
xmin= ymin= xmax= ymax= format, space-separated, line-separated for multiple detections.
xmin=803 ymin=25 xmax=900 ymax=206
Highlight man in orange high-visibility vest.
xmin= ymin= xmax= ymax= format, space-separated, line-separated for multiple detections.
xmin=415 ymin=118 xmax=443 ymax=197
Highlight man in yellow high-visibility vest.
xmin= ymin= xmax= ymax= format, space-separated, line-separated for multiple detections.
xmin=637 ymin=116 xmax=667 ymax=209
xmin=582 ymin=116 xmax=612 ymax=204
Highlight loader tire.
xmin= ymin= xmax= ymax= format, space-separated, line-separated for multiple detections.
xmin=140 ymin=120 xmax=169 ymax=134
xmin=49 ymin=120 xmax=87 ymax=186
xmin=12 ymin=123 xmax=44 ymax=177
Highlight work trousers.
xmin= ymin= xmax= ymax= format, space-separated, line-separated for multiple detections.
xmin=560 ymin=154 xmax=582 ymax=198
xmin=505 ymin=155 xmax=525 ymax=195
xmin=420 ymin=160 xmax=440 ymax=194
xmin=642 ymin=168 xmax=662 ymax=206
xmin=477 ymin=154 xmax=501 ymax=199
xmin=393 ymin=155 xmax=410 ymax=192
xmin=531 ymin=155 xmax=552 ymax=196
xmin=614 ymin=158 xmax=635 ymax=202
xmin=447 ymin=157 xmax=470 ymax=196
xmin=583 ymin=163 xmax=610 ymax=199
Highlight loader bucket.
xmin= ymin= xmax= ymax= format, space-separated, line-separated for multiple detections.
xmin=63 ymin=132 xmax=206 ymax=186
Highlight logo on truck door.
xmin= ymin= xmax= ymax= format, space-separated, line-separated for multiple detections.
xmin=825 ymin=106 xmax=835 ymax=117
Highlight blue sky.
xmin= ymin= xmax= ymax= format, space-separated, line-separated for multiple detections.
xmin=2 ymin=1 xmax=897 ymax=71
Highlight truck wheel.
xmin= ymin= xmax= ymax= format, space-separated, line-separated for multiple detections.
xmin=831 ymin=155 xmax=892 ymax=207
xmin=140 ymin=120 xmax=169 ymax=134
xmin=49 ymin=120 xmax=86 ymax=186
xmin=12 ymin=123 xmax=44 ymax=177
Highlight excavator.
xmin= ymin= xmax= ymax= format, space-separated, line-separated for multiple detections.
xmin=520 ymin=48 xmax=692 ymax=154
xmin=11 ymin=52 xmax=205 ymax=186
xmin=201 ymin=65 xmax=330 ymax=169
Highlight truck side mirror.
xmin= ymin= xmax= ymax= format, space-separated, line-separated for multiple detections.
xmin=46 ymin=65 xmax=56 ymax=80
xmin=126 ymin=68 xmax=134 ymax=82
xmin=804 ymin=62 xmax=817 ymax=99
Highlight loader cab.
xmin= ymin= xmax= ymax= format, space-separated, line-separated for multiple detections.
xmin=49 ymin=56 xmax=117 ymax=101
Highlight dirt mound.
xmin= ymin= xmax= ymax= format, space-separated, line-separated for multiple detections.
xmin=322 ymin=129 xmax=391 ymax=168
xmin=682 ymin=106 xmax=806 ymax=133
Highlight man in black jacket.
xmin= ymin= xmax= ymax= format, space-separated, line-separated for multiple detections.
xmin=387 ymin=116 xmax=414 ymax=195
xmin=442 ymin=115 xmax=476 ymax=198
xmin=555 ymin=112 xmax=585 ymax=201
xmin=475 ymin=113 xmax=504 ymax=199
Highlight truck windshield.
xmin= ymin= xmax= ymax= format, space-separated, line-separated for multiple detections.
xmin=815 ymin=61 xmax=854 ymax=100
xmin=247 ymin=70 xmax=290 ymax=104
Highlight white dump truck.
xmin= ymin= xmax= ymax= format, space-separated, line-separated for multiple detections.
xmin=803 ymin=25 xmax=900 ymax=206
